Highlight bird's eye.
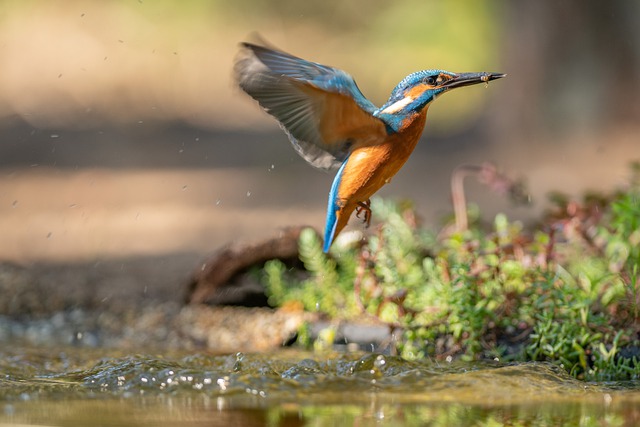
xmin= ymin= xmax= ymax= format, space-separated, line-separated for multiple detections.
xmin=424 ymin=76 xmax=437 ymax=85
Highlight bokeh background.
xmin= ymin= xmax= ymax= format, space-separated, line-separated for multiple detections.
xmin=1 ymin=0 xmax=638 ymax=275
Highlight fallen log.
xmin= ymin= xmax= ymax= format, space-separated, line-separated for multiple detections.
xmin=184 ymin=226 xmax=313 ymax=305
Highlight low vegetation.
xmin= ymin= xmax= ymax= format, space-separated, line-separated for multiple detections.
xmin=262 ymin=165 xmax=640 ymax=381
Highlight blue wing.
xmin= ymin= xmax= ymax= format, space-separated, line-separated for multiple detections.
xmin=235 ymin=42 xmax=388 ymax=170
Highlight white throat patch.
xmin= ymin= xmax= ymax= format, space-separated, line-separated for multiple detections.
xmin=379 ymin=96 xmax=414 ymax=115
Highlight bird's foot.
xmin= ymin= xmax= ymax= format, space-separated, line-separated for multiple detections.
xmin=355 ymin=200 xmax=372 ymax=228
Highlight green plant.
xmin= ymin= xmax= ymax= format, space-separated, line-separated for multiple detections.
xmin=261 ymin=169 xmax=640 ymax=380
xmin=264 ymin=228 xmax=359 ymax=318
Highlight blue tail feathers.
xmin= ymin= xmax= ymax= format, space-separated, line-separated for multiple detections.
xmin=323 ymin=157 xmax=349 ymax=252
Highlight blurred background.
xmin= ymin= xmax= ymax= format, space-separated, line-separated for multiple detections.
xmin=0 ymin=0 xmax=638 ymax=273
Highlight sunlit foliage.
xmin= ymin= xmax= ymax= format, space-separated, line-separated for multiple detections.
xmin=263 ymin=166 xmax=640 ymax=381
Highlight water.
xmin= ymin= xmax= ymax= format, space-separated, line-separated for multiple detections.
xmin=1 ymin=346 xmax=639 ymax=426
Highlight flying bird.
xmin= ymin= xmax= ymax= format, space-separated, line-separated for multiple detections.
xmin=234 ymin=40 xmax=505 ymax=252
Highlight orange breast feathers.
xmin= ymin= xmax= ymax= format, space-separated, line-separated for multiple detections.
xmin=330 ymin=109 xmax=428 ymax=238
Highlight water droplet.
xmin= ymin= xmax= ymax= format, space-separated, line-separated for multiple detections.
xmin=182 ymin=185 xmax=187 ymax=191
xmin=50 ymin=134 xmax=59 ymax=138
xmin=246 ymin=191 xmax=251 ymax=197
xmin=215 ymin=199 xmax=221 ymax=206
xmin=12 ymin=200 xmax=17 ymax=208
xmin=374 ymin=355 xmax=386 ymax=369
xmin=46 ymin=232 xmax=52 ymax=239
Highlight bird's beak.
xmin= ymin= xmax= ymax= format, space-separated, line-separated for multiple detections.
xmin=442 ymin=72 xmax=506 ymax=89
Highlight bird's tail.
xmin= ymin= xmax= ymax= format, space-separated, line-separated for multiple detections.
xmin=323 ymin=215 xmax=338 ymax=253
xmin=323 ymin=158 xmax=349 ymax=252
xmin=323 ymin=205 xmax=354 ymax=253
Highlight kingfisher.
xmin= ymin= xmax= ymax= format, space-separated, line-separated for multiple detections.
xmin=234 ymin=40 xmax=505 ymax=253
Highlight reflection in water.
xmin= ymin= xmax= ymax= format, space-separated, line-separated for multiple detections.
xmin=1 ymin=347 xmax=639 ymax=426
xmin=3 ymin=393 xmax=640 ymax=427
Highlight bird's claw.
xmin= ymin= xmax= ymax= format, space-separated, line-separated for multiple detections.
xmin=355 ymin=200 xmax=372 ymax=228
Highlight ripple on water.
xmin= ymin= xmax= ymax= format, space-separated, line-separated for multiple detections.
xmin=2 ymin=351 xmax=598 ymax=405
xmin=2 ymin=347 xmax=640 ymax=426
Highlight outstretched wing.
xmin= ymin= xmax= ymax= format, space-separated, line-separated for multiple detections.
xmin=234 ymin=42 xmax=388 ymax=170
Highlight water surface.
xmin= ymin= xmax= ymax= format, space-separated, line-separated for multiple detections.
xmin=1 ymin=346 xmax=639 ymax=426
